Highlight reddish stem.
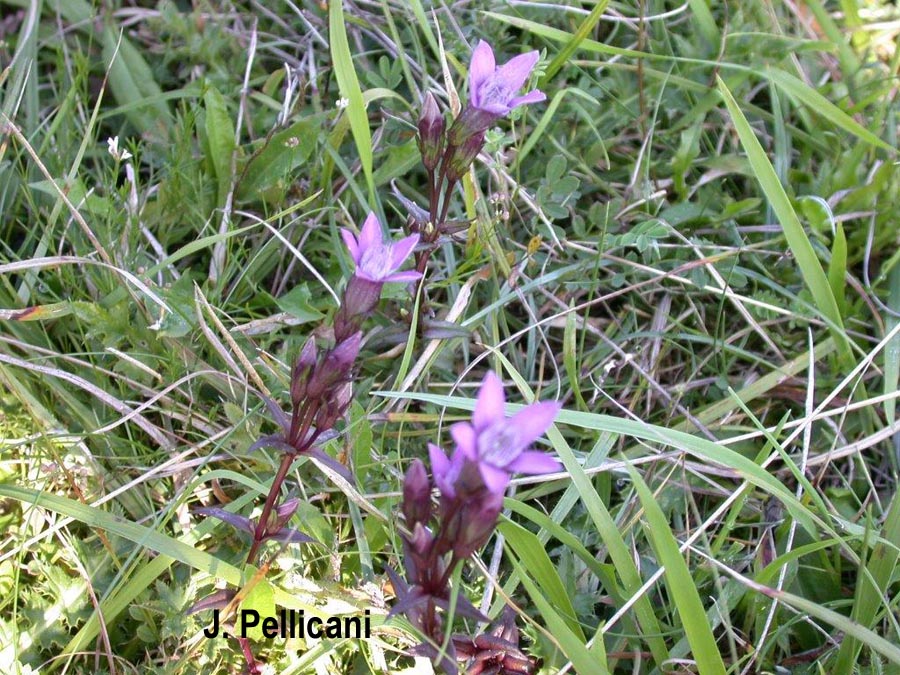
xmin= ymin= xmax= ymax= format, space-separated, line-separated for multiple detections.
xmin=246 ymin=453 xmax=294 ymax=565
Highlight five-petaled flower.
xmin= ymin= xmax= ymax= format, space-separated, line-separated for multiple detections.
xmin=469 ymin=40 xmax=545 ymax=116
xmin=341 ymin=212 xmax=421 ymax=284
xmin=446 ymin=40 xmax=546 ymax=162
xmin=430 ymin=371 xmax=561 ymax=498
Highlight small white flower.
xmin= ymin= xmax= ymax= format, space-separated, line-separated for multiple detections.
xmin=106 ymin=136 xmax=133 ymax=161
xmin=335 ymin=97 xmax=350 ymax=109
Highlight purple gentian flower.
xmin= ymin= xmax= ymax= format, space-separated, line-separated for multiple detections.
xmin=341 ymin=212 xmax=421 ymax=283
xmin=445 ymin=40 xmax=546 ymax=156
xmin=431 ymin=372 xmax=562 ymax=497
xmin=469 ymin=40 xmax=545 ymax=116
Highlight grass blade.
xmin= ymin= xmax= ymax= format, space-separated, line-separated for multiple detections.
xmin=498 ymin=520 xmax=584 ymax=640
xmin=539 ymin=0 xmax=610 ymax=87
xmin=626 ymin=465 xmax=727 ymax=675
xmin=832 ymin=491 xmax=900 ymax=670
xmin=716 ymin=76 xmax=850 ymax=363
xmin=505 ymin=548 xmax=610 ymax=674
xmin=765 ymin=68 xmax=893 ymax=152
xmin=329 ymin=0 xmax=374 ymax=201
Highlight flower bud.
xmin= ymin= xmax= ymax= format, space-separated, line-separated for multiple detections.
xmin=445 ymin=129 xmax=486 ymax=183
xmin=329 ymin=334 xmax=361 ymax=374
xmin=269 ymin=497 xmax=300 ymax=532
xmin=307 ymin=332 xmax=361 ymax=400
xmin=409 ymin=522 xmax=433 ymax=556
xmin=417 ymin=93 xmax=445 ymax=171
xmin=314 ymin=381 xmax=353 ymax=431
xmin=441 ymin=480 xmax=503 ymax=559
xmin=402 ymin=459 xmax=432 ymax=528
xmin=290 ymin=339 xmax=318 ymax=407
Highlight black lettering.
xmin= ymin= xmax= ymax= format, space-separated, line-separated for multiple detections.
xmin=307 ymin=616 xmax=322 ymax=639
xmin=343 ymin=615 xmax=361 ymax=638
xmin=240 ymin=609 xmax=260 ymax=637
xmin=262 ymin=616 xmax=278 ymax=639
xmin=326 ymin=616 xmax=341 ymax=639
xmin=202 ymin=609 xmax=220 ymax=638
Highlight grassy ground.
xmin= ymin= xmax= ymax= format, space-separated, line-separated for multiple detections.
xmin=1 ymin=1 xmax=899 ymax=673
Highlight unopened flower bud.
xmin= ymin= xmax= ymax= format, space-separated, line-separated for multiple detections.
xmin=402 ymin=459 xmax=432 ymax=528
xmin=307 ymin=332 xmax=361 ymax=399
xmin=445 ymin=129 xmax=486 ymax=183
xmin=440 ymin=474 xmax=503 ymax=559
xmin=269 ymin=497 xmax=300 ymax=532
xmin=314 ymin=381 xmax=353 ymax=431
xmin=417 ymin=93 xmax=445 ymax=171
xmin=290 ymin=339 xmax=318 ymax=407
xmin=409 ymin=522 xmax=433 ymax=556
xmin=329 ymin=332 xmax=361 ymax=372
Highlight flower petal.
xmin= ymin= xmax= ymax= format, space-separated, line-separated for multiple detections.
xmin=390 ymin=233 xmax=419 ymax=270
xmin=358 ymin=212 xmax=382 ymax=252
xmin=495 ymin=51 xmax=540 ymax=96
xmin=450 ymin=422 xmax=478 ymax=459
xmin=479 ymin=462 xmax=511 ymax=496
xmin=508 ymin=89 xmax=546 ymax=109
xmin=384 ymin=270 xmax=422 ymax=283
xmin=508 ymin=400 xmax=561 ymax=448
xmin=340 ymin=228 xmax=360 ymax=263
xmin=469 ymin=40 xmax=496 ymax=108
xmin=473 ymin=371 xmax=505 ymax=430
xmin=476 ymin=100 xmax=512 ymax=115
xmin=506 ymin=450 xmax=562 ymax=475
xmin=428 ymin=442 xmax=451 ymax=481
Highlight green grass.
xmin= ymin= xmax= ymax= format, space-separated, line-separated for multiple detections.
xmin=1 ymin=1 xmax=899 ymax=673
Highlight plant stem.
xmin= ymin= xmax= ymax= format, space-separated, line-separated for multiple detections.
xmin=246 ymin=452 xmax=294 ymax=565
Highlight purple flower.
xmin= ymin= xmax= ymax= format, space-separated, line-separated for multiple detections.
xmin=403 ymin=458 xmax=433 ymax=528
xmin=469 ymin=40 xmax=545 ymax=116
xmin=444 ymin=371 xmax=561 ymax=495
xmin=445 ymin=41 xmax=545 ymax=155
xmin=341 ymin=212 xmax=421 ymax=284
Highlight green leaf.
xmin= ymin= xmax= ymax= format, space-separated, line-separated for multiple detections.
xmin=236 ymin=116 xmax=321 ymax=201
xmin=828 ymin=222 xmax=847 ymax=319
xmin=563 ymin=303 xmax=587 ymax=410
xmin=833 ymin=492 xmax=900 ymax=670
xmin=204 ymin=86 xmax=236 ymax=205
xmin=0 ymin=483 xmax=245 ymax=587
xmin=372 ymin=138 xmax=420 ymax=186
xmin=885 ymin=268 xmax=900 ymax=427
xmin=57 ymin=472 xmax=268 ymax=660
xmin=240 ymin=576 xmax=276 ymax=641
xmin=276 ymin=284 xmax=325 ymax=323
xmin=101 ymin=25 xmax=170 ymax=139
xmin=540 ymin=0 xmax=610 ymax=86
xmin=506 ymin=549 xmax=609 ymax=674
xmin=627 ymin=465 xmax=727 ymax=675
xmin=686 ymin=0 xmax=720 ymax=48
